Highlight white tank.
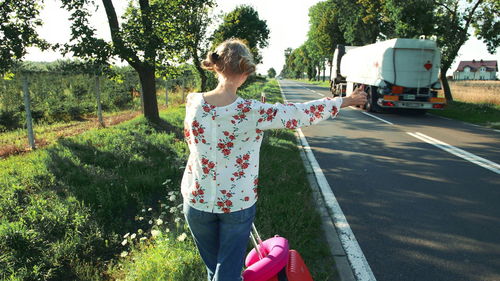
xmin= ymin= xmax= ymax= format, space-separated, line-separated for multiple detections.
xmin=340 ymin=38 xmax=441 ymax=88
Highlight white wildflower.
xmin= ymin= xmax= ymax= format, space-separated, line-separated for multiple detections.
xmin=169 ymin=207 xmax=176 ymax=213
xmin=123 ymin=232 xmax=130 ymax=238
xmin=156 ymin=219 xmax=163 ymax=225
xmin=169 ymin=195 xmax=176 ymax=202
xmin=121 ymin=239 xmax=128 ymax=246
xmin=148 ymin=220 xmax=153 ymax=225
xmin=168 ymin=190 xmax=174 ymax=196
xmin=141 ymin=208 xmax=146 ymax=213
xmin=120 ymin=251 xmax=128 ymax=257
xmin=151 ymin=230 xmax=160 ymax=237
xmin=174 ymin=217 xmax=181 ymax=223
xmin=137 ymin=229 xmax=143 ymax=235
xmin=140 ymin=237 xmax=147 ymax=242
xmin=165 ymin=228 xmax=170 ymax=233
xmin=138 ymin=216 xmax=144 ymax=221
xmin=177 ymin=233 xmax=187 ymax=242
xmin=130 ymin=233 xmax=137 ymax=239
xmin=148 ymin=207 xmax=153 ymax=212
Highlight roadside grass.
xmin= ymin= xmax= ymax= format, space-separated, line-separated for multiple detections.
xmin=293 ymin=78 xmax=331 ymax=88
xmin=0 ymin=78 xmax=337 ymax=280
xmin=429 ymin=101 xmax=500 ymax=129
xmin=0 ymin=104 xmax=190 ymax=280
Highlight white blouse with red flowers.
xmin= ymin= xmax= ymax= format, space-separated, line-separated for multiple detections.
xmin=181 ymin=92 xmax=343 ymax=213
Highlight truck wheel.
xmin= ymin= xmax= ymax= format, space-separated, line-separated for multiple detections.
xmin=365 ymin=86 xmax=382 ymax=113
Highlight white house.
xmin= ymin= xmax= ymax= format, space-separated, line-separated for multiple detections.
xmin=453 ymin=60 xmax=498 ymax=80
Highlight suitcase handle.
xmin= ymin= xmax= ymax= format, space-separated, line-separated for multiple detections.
xmin=249 ymin=223 xmax=267 ymax=259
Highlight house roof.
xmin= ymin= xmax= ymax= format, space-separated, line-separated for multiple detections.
xmin=455 ymin=60 xmax=498 ymax=72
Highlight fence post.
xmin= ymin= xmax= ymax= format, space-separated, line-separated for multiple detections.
xmin=22 ymin=74 xmax=36 ymax=150
xmin=95 ymin=75 xmax=105 ymax=127
xmin=165 ymin=79 xmax=169 ymax=107
xmin=182 ymin=78 xmax=185 ymax=103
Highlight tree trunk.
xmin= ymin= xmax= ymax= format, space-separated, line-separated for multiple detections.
xmin=138 ymin=66 xmax=160 ymax=123
xmin=440 ymin=69 xmax=453 ymax=102
xmin=322 ymin=60 xmax=326 ymax=82
xmin=328 ymin=59 xmax=333 ymax=82
xmin=193 ymin=58 xmax=207 ymax=92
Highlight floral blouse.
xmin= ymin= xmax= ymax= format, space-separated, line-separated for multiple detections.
xmin=181 ymin=92 xmax=343 ymax=213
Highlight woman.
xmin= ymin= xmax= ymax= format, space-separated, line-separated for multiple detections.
xmin=181 ymin=38 xmax=367 ymax=281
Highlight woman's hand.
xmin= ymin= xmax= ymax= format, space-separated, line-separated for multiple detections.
xmin=340 ymin=85 xmax=368 ymax=108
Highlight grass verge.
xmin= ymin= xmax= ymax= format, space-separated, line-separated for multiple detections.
xmin=0 ymin=78 xmax=337 ymax=280
xmin=429 ymin=101 xmax=500 ymax=129
xmin=292 ymin=78 xmax=331 ymax=88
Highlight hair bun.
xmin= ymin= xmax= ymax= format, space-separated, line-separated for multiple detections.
xmin=211 ymin=52 xmax=220 ymax=61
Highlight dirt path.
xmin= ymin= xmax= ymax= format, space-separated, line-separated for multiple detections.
xmin=0 ymin=109 xmax=148 ymax=159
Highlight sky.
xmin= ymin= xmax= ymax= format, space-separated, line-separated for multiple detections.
xmin=25 ymin=0 xmax=500 ymax=77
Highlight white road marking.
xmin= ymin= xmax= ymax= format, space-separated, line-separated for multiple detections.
xmin=407 ymin=132 xmax=500 ymax=174
xmin=362 ymin=112 xmax=394 ymax=125
xmin=289 ymin=80 xmax=326 ymax=97
xmin=278 ymin=80 xmax=377 ymax=281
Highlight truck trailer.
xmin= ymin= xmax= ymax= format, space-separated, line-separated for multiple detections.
xmin=330 ymin=38 xmax=446 ymax=113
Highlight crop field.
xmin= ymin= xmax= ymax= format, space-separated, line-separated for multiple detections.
xmin=447 ymin=80 xmax=500 ymax=105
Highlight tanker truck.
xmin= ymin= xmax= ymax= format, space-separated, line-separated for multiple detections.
xmin=330 ymin=38 xmax=446 ymax=113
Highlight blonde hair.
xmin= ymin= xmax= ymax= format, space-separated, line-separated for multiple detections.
xmin=202 ymin=38 xmax=256 ymax=76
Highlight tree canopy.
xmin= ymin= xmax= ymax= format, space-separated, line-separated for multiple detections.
xmin=267 ymin=67 xmax=276 ymax=78
xmin=0 ymin=0 xmax=49 ymax=74
xmin=290 ymin=0 xmax=499 ymax=99
xmin=211 ymin=5 xmax=270 ymax=64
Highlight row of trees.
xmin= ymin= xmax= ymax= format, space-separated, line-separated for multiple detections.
xmin=1 ymin=1 xmax=270 ymax=123
xmin=281 ymin=0 xmax=499 ymax=101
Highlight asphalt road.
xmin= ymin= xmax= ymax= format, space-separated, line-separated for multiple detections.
xmin=278 ymin=79 xmax=500 ymax=281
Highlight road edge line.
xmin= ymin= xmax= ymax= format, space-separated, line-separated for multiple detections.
xmin=278 ymin=79 xmax=376 ymax=281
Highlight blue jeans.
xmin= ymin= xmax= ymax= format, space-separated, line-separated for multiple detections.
xmin=183 ymin=202 xmax=256 ymax=281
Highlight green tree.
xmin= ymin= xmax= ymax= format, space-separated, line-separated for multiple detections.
xmin=211 ymin=5 xmax=270 ymax=64
xmin=0 ymin=0 xmax=49 ymax=74
xmin=433 ymin=0 xmax=499 ymax=101
xmin=182 ymin=0 xmax=216 ymax=92
xmin=267 ymin=67 xmax=276 ymax=78
xmin=61 ymin=0 xmax=213 ymax=123
xmin=281 ymin=47 xmax=293 ymax=78
xmin=307 ymin=1 xmax=345 ymax=79
xmin=331 ymin=0 xmax=381 ymax=45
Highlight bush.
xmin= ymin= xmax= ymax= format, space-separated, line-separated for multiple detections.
xmin=0 ymin=109 xmax=22 ymax=132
